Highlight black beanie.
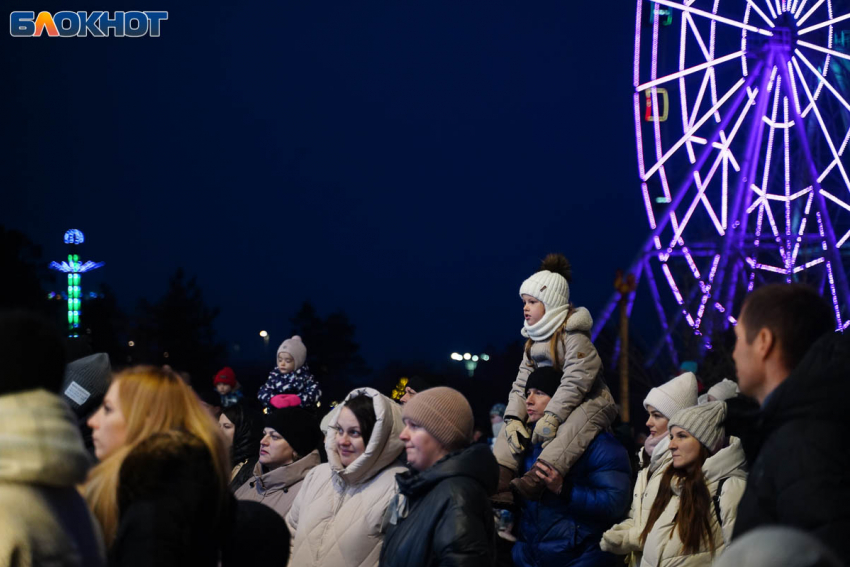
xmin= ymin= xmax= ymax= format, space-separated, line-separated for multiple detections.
xmin=0 ymin=310 xmax=66 ymax=396
xmin=525 ymin=366 xmax=561 ymax=398
xmin=263 ymin=407 xmax=322 ymax=459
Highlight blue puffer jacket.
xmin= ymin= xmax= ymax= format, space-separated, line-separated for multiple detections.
xmin=513 ymin=432 xmax=632 ymax=567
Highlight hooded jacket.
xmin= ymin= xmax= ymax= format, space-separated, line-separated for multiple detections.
xmin=733 ymin=332 xmax=850 ymax=556
xmin=379 ymin=443 xmax=499 ymax=567
xmin=506 ymin=307 xmax=602 ymax=423
xmin=639 ymin=437 xmax=747 ymax=567
xmin=234 ymin=449 xmax=321 ymax=520
xmin=601 ymin=436 xmax=674 ymax=567
xmin=286 ymin=388 xmax=407 ymax=567
xmin=513 ymin=432 xmax=631 ymax=567
xmin=0 ymin=389 xmax=106 ymax=567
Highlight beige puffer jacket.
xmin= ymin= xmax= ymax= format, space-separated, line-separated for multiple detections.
xmin=286 ymin=388 xmax=407 ymax=567
xmin=601 ymin=436 xmax=673 ymax=567
xmin=505 ymin=306 xmax=603 ymax=422
xmin=234 ymin=449 xmax=321 ymax=521
xmin=639 ymin=437 xmax=747 ymax=567
xmin=0 ymin=389 xmax=106 ymax=567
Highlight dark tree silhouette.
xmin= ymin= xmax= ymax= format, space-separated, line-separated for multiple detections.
xmin=0 ymin=226 xmax=54 ymax=313
xmin=290 ymin=301 xmax=370 ymax=403
xmin=133 ymin=269 xmax=225 ymax=380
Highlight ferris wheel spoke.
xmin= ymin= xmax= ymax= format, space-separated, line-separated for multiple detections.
xmin=798 ymin=11 xmax=850 ymax=35
xmin=684 ymin=13 xmax=712 ymax=60
xmin=793 ymin=0 xmax=809 ymax=19
xmin=797 ymin=40 xmax=850 ymax=63
xmin=650 ymin=0 xmax=773 ymax=35
xmin=791 ymin=58 xmax=850 ymax=193
xmin=643 ymin=77 xmax=746 ymax=181
xmin=795 ymin=49 xmax=850 ymax=113
xmin=796 ymin=0 xmax=825 ymax=27
xmin=748 ymin=0 xmax=777 ymax=28
xmin=637 ymin=51 xmax=745 ymax=92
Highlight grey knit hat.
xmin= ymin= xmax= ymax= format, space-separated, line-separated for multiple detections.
xmin=668 ymin=401 xmax=727 ymax=452
xmin=402 ymin=386 xmax=473 ymax=452
xmin=61 ymin=353 xmax=111 ymax=419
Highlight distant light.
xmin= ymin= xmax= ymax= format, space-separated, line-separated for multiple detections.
xmin=317 ymin=401 xmax=321 ymax=408
xmin=64 ymin=229 xmax=85 ymax=244
xmin=128 ymin=340 xmax=135 ymax=347
xmin=463 ymin=353 xmax=471 ymax=360
xmin=654 ymin=197 xmax=671 ymax=204
xmin=163 ymin=352 xmax=170 ymax=358
xmin=481 ymin=354 xmax=490 ymax=361
xmin=259 ymin=330 xmax=268 ymax=337
xmin=450 ymin=352 xmax=463 ymax=361
xmin=472 ymin=355 xmax=479 ymax=362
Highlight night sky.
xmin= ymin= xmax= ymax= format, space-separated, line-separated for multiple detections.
xmin=1 ymin=2 xmax=646 ymax=371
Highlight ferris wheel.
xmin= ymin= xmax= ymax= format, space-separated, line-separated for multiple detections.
xmin=594 ymin=0 xmax=850 ymax=367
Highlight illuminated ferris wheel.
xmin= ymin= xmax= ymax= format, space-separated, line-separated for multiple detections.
xmin=594 ymin=0 xmax=850 ymax=366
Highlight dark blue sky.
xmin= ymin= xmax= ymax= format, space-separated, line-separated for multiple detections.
xmin=1 ymin=2 xmax=645 ymax=369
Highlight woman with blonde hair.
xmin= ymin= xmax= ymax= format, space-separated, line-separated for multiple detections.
xmin=83 ymin=365 xmax=230 ymax=547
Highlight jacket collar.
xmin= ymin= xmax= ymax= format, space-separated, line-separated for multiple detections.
xmin=396 ymin=443 xmax=498 ymax=498
xmin=251 ymin=449 xmax=320 ymax=493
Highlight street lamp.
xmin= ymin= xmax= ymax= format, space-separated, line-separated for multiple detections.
xmin=450 ymin=351 xmax=490 ymax=377
xmin=259 ymin=330 xmax=269 ymax=350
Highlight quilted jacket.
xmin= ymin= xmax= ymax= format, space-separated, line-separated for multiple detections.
xmin=513 ymin=432 xmax=631 ymax=567
xmin=601 ymin=436 xmax=674 ymax=567
xmin=639 ymin=438 xmax=747 ymax=567
xmin=286 ymin=388 xmax=406 ymax=567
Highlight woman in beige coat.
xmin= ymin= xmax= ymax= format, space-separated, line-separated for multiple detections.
xmin=638 ymin=402 xmax=746 ymax=567
xmin=234 ymin=406 xmax=323 ymax=520
xmin=601 ymin=372 xmax=698 ymax=566
xmin=286 ymin=387 xmax=407 ymax=567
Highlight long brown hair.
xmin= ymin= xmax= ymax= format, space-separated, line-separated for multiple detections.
xmin=639 ymin=444 xmax=716 ymax=557
xmin=524 ymin=303 xmax=575 ymax=369
xmin=83 ymin=366 xmax=229 ymax=546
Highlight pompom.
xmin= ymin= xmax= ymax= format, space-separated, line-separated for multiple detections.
xmin=539 ymin=253 xmax=572 ymax=283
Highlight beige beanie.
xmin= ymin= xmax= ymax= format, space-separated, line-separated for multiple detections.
xmin=402 ymin=387 xmax=473 ymax=451
xmin=644 ymin=372 xmax=698 ymax=419
xmin=278 ymin=335 xmax=307 ymax=370
xmin=669 ymin=401 xmax=727 ymax=452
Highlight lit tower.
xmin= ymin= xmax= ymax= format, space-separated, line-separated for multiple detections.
xmin=49 ymin=229 xmax=104 ymax=337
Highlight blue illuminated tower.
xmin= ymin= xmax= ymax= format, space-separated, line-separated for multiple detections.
xmin=49 ymin=229 xmax=104 ymax=337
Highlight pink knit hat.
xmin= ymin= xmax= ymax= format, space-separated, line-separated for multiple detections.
xmin=402 ymin=387 xmax=473 ymax=452
xmin=277 ymin=335 xmax=307 ymax=370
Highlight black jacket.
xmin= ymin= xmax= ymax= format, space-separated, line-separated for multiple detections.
xmin=379 ymin=443 xmax=499 ymax=567
xmin=733 ymin=332 xmax=850 ymax=556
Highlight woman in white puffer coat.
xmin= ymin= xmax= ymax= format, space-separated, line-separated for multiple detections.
xmin=601 ymin=372 xmax=698 ymax=567
xmin=638 ymin=402 xmax=747 ymax=567
xmin=286 ymin=387 xmax=407 ymax=567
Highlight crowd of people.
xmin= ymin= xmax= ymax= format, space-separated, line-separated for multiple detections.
xmin=1 ymin=253 xmax=848 ymax=567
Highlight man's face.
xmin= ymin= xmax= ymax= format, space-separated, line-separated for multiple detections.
xmin=732 ymin=316 xmax=766 ymax=398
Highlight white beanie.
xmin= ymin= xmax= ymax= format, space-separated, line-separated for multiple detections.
xmin=644 ymin=372 xmax=698 ymax=419
xmin=519 ymin=270 xmax=569 ymax=310
xmin=699 ymin=378 xmax=739 ymax=404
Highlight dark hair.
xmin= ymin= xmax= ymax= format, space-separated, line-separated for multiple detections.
xmin=740 ymin=284 xmax=833 ymax=371
xmin=343 ymin=394 xmax=377 ymax=446
xmin=0 ymin=310 xmax=66 ymax=396
xmin=222 ymin=403 xmax=264 ymax=467
xmin=640 ymin=444 xmax=715 ymax=556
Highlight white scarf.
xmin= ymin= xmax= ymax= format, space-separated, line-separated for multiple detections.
xmin=648 ymin=433 xmax=671 ymax=475
xmin=521 ymin=303 xmax=570 ymax=342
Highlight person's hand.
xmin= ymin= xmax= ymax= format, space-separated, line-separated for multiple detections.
xmin=600 ymin=528 xmax=626 ymax=552
xmin=533 ymin=462 xmax=564 ymax=495
xmin=504 ymin=418 xmax=531 ymax=455
xmin=531 ymin=412 xmax=561 ymax=447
